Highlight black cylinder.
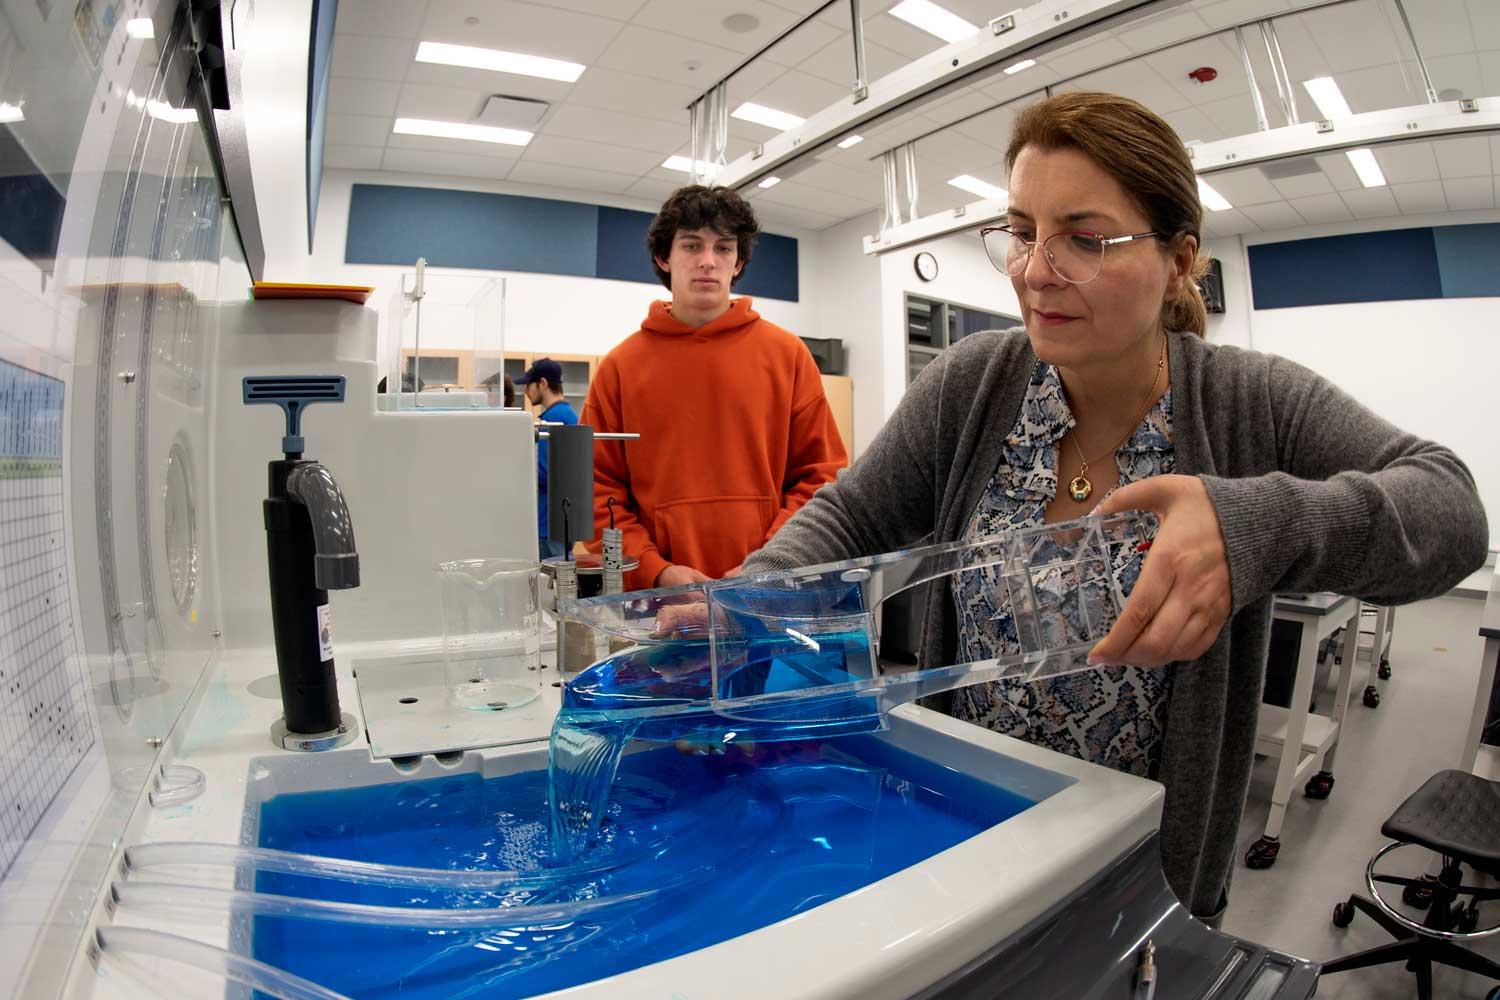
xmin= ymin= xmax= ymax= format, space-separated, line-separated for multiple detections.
xmin=265 ymin=459 xmax=341 ymax=734
xmin=547 ymin=424 xmax=595 ymax=545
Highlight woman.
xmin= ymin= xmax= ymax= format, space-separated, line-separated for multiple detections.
xmin=741 ymin=91 xmax=1488 ymax=923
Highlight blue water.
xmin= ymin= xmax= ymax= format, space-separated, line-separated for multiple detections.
xmin=252 ymin=736 xmax=1035 ymax=999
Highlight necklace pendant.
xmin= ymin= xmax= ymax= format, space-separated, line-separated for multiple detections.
xmin=1068 ymin=475 xmax=1093 ymax=503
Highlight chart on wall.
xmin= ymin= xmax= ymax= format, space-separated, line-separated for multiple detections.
xmin=0 ymin=359 xmax=90 ymax=880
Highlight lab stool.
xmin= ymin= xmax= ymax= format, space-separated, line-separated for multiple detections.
xmin=1321 ymin=769 xmax=1500 ymax=1000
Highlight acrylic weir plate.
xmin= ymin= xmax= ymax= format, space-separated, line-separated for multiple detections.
xmin=350 ymin=648 xmax=560 ymax=760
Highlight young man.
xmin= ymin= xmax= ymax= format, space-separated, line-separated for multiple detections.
xmin=583 ymin=185 xmax=848 ymax=591
xmin=516 ymin=358 xmax=577 ymax=559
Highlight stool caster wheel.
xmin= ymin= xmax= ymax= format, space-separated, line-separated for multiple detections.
xmin=1403 ymin=876 xmax=1437 ymax=909
xmin=1246 ymin=835 xmax=1280 ymax=869
xmin=1362 ymin=685 xmax=1380 ymax=708
xmin=1452 ymin=903 xmax=1480 ymax=934
xmin=1378 ymin=660 xmax=1391 ymax=680
xmin=1305 ymin=770 xmax=1335 ymax=799
xmin=1332 ymin=901 xmax=1355 ymax=927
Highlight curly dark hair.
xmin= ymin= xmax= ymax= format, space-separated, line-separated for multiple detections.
xmin=645 ymin=185 xmax=760 ymax=290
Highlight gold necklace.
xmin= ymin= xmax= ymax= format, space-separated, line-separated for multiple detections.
xmin=1066 ymin=338 xmax=1166 ymax=503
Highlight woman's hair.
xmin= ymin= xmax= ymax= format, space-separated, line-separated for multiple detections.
xmin=1006 ymin=91 xmax=1210 ymax=337
xmin=645 ymin=186 xmax=760 ymax=290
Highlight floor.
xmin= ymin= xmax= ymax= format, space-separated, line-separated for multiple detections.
xmin=1221 ymin=594 xmax=1500 ymax=999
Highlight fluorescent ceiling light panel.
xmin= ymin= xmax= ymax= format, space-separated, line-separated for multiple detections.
xmin=1345 ymin=147 xmax=1386 ymax=188
xmin=1004 ymin=59 xmax=1036 ymax=75
xmin=415 ymin=41 xmax=585 ymax=83
xmin=758 ymin=176 xmax=781 ymax=189
xmin=125 ymin=18 xmax=154 ymax=39
xmin=663 ymin=155 xmax=706 ymax=173
xmin=394 ymin=117 xmax=532 ymax=146
xmin=146 ymin=100 xmax=198 ymax=124
xmin=837 ymin=134 xmax=864 ymax=149
xmin=889 ymin=0 xmax=979 ymax=43
xmin=948 ymin=174 xmax=1007 ymax=200
xmin=1197 ymin=177 xmax=1232 ymax=212
xmin=1302 ymin=77 xmax=1352 ymax=119
xmin=731 ymin=102 xmax=805 ymax=131
xmin=0 ymin=102 xmax=23 ymax=124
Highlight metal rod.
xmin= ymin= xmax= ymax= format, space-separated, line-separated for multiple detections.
xmin=850 ymin=0 xmax=868 ymax=98
xmin=689 ymin=0 xmax=842 ymax=106
xmin=1264 ymin=21 xmax=1299 ymax=124
xmin=880 ymin=149 xmax=899 ymax=234
xmin=1259 ymin=22 xmax=1296 ymax=126
xmin=688 ymin=97 xmax=701 ymax=184
xmin=860 ymin=0 xmax=1369 ymax=160
xmin=1235 ymin=25 xmax=1271 ymax=132
xmin=1391 ymin=0 xmax=1439 ymax=103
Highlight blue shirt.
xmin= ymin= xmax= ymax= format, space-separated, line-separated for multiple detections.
xmin=537 ymin=399 xmax=578 ymax=538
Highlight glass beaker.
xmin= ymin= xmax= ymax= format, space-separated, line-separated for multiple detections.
xmin=436 ymin=558 xmax=541 ymax=711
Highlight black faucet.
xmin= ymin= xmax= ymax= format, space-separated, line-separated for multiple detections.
xmin=244 ymin=376 xmax=360 ymax=742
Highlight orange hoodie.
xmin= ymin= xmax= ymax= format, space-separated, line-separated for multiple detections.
xmin=582 ymin=297 xmax=848 ymax=590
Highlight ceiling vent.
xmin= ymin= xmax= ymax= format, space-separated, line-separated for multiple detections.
xmin=475 ymin=94 xmax=550 ymax=131
xmin=1260 ymin=157 xmax=1323 ymax=180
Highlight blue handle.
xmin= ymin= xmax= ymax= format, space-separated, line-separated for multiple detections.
xmin=242 ymin=376 xmax=345 ymax=455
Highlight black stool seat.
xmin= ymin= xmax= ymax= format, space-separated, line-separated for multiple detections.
xmin=1381 ymin=769 xmax=1500 ymax=867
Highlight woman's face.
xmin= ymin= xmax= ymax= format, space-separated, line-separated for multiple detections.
xmin=1005 ymin=145 xmax=1194 ymax=370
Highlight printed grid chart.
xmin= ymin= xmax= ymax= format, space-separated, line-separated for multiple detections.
xmin=0 ymin=361 xmax=90 ymax=881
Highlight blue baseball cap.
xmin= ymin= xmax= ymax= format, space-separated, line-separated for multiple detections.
xmin=516 ymin=357 xmax=563 ymax=386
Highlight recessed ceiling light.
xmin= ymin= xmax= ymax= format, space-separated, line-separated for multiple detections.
xmin=125 ymin=18 xmax=154 ymax=39
xmin=837 ymin=134 xmax=864 ymax=149
xmin=948 ymin=174 xmax=1007 ymax=200
xmin=1302 ymin=77 xmax=1351 ymax=119
xmin=889 ymin=0 xmax=979 ymax=44
xmin=723 ymin=13 xmax=760 ymax=33
xmin=731 ymin=102 xmax=805 ymax=131
xmin=1197 ymin=177 xmax=1232 ymax=212
xmin=394 ymin=117 xmax=533 ymax=146
xmin=1345 ymin=147 xmax=1386 ymax=188
xmin=0 ymin=102 xmax=23 ymax=124
xmin=1004 ymin=59 xmax=1036 ymax=75
xmin=415 ymin=41 xmax=585 ymax=83
xmin=758 ymin=176 xmax=781 ymax=188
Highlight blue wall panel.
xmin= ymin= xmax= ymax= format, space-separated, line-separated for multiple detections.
xmin=1432 ymin=222 xmax=1500 ymax=299
xmin=346 ymin=184 xmax=600 ymax=276
xmin=1248 ymin=228 xmax=1442 ymax=309
xmin=347 ymin=184 xmax=800 ymax=301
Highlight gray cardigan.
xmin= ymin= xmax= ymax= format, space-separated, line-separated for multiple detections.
xmin=744 ymin=328 xmax=1488 ymax=918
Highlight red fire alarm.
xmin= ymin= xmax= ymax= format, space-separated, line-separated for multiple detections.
xmin=1188 ymin=66 xmax=1218 ymax=84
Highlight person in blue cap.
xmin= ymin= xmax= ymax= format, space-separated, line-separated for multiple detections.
xmin=516 ymin=358 xmax=577 ymax=559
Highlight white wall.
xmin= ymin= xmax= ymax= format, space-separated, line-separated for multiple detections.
xmin=1213 ymin=208 xmax=1500 ymax=549
xmin=277 ymin=170 xmax=822 ymax=378
xmin=812 ymin=213 xmax=883 ymax=456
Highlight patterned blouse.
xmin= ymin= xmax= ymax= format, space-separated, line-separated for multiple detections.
xmin=951 ymin=360 xmax=1175 ymax=779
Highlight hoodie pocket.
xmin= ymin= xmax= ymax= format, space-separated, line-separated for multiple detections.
xmin=655 ymin=495 xmax=777 ymax=578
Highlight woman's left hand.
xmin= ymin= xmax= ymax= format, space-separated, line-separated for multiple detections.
xmin=1087 ymin=474 xmax=1232 ymax=668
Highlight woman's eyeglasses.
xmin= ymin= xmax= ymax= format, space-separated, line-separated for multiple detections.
xmin=980 ymin=227 xmax=1160 ymax=284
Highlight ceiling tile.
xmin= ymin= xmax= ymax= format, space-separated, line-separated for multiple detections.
xmin=1144 ymin=33 xmax=1248 ymax=108
xmin=1239 ymin=202 xmax=1306 ymax=232
xmin=923 ymin=87 xmax=1001 ymax=127
xmin=1292 ymin=3 xmax=1408 ymax=77
xmin=917 ymin=127 xmax=1005 ymax=168
xmin=323 ymin=145 xmax=386 ymax=171
xmin=744 ymin=69 xmax=855 ymax=120
xmin=858 ymin=13 xmax=949 ymax=62
xmin=520 ymin=134 xmax=665 ymax=175
xmin=334 ymin=0 xmax=426 ymax=39
xmin=1164 ymin=107 xmax=1222 ymax=146
xmin=1312 ymin=153 xmax=1362 ymax=191
xmin=330 ymin=33 xmax=417 ymax=82
xmin=394 ymin=82 xmax=494 ymax=121
xmin=329 ymin=76 xmax=400 ymax=117
xmin=1042 ymin=35 xmax=1134 ymax=80
xmin=1199 ymin=167 xmax=1284 ymax=206
xmin=1338 ymin=186 xmax=1401 ymax=220
xmin=1390 ymin=180 xmax=1448 ymax=213
xmin=326 ymin=113 xmax=395 ymax=147
xmin=1470 ymin=0 xmax=1500 ymax=46
xmin=1373 ymin=143 xmax=1440 ymax=184
xmin=544 ymin=104 xmax=689 ymax=154
xmin=624 ymin=176 xmax=686 ymax=206
xmin=1442 ymin=176 xmax=1495 ymax=210
xmin=1328 ymin=62 xmax=1429 ymax=114
xmin=785 ymin=161 xmax=885 ymax=201
xmin=632 ymin=0 xmax=812 ymax=56
xmin=1201 ymin=208 xmax=1260 ymax=238
xmin=800 ymin=36 xmax=907 ymax=87
xmin=1433 ymin=135 xmax=1492 ymax=178
xmin=596 ymin=25 xmax=744 ymax=88
xmin=1073 ymin=61 xmax=1190 ymax=114
xmin=753 ymin=199 xmax=841 ymax=232
xmin=416 ymin=2 xmax=625 ymax=65
xmin=1113 ymin=10 xmax=1211 ymax=54
xmin=522 ymin=0 xmax=648 ymax=18
xmin=760 ymin=17 xmax=844 ymax=69
xmin=752 ymin=179 xmax=871 ymax=218
xmin=505 ymin=161 xmax=639 ymax=194
xmin=1287 ymin=193 xmax=1352 ymax=224
xmin=386 ymin=130 xmax=526 ymax=160
xmin=1425 ymin=53 xmax=1484 ymax=100
xmin=564 ymin=68 xmax=700 ymax=123
xmin=1405 ymin=0 xmax=1478 ymax=57
xmin=381 ymin=148 xmax=517 ymax=181
xmin=1269 ymin=171 xmax=1335 ymax=200
xmin=399 ymin=62 xmax=576 ymax=102
xmin=1480 ymin=50 xmax=1500 ymax=95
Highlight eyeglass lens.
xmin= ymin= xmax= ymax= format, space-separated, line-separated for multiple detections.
xmin=982 ymin=231 xmax=1107 ymax=283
